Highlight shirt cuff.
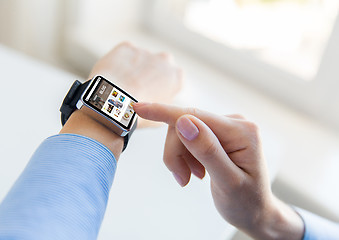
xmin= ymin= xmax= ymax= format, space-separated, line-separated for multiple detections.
xmin=295 ymin=207 xmax=339 ymax=240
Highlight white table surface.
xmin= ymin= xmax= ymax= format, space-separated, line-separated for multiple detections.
xmin=0 ymin=45 xmax=235 ymax=240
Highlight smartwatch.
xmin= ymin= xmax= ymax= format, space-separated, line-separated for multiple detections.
xmin=60 ymin=75 xmax=138 ymax=152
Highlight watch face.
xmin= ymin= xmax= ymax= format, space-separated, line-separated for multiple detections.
xmin=82 ymin=76 xmax=138 ymax=129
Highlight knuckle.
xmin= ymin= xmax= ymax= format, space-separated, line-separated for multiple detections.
xmin=232 ymin=114 xmax=246 ymax=119
xmin=163 ymin=154 xmax=173 ymax=169
xmin=163 ymin=155 xmax=170 ymax=165
xmin=185 ymin=107 xmax=199 ymax=117
xmin=202 ymin=140 xmax=219 ymax=158
xmin=245 ymin=121 xmax=259 ymax=133
xmin=243 ymin=121 xmax=260 ymax=144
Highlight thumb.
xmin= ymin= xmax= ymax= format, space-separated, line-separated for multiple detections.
xmin=175 ymin=115 xmax=241 ymax=182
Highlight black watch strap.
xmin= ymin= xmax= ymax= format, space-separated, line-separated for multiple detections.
xmin=60 ymin=80 xmax=90 ymax=125
xmin=123 ymin=117 xmax=137 ymax=151
xmin=60 ymin=80 xmax=136 ymax=152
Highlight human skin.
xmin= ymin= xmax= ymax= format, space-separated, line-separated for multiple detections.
xmin=60 ymin=42 xmax=183 ymax=159
xmin=134 ymin=102 xmax=305 ymax=240
xmin=59 ymin=42 xmax=304 ymax=239
xmin=89 ymin=42 xmax=182 ymax=128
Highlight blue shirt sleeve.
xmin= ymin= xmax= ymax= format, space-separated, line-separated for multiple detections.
xmin=296 ymin=208 xmax=339 ymax=240
xmin=0 ymin=134 xmax=117 ymax=240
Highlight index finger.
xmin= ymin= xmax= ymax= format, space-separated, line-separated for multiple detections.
xmin=134 ymin=102 xmax=218 ymax=126
xmin=134 ymin=102 xmax=263 ymax=176
xmin=134 ymin=102 xmax=252 ymax=153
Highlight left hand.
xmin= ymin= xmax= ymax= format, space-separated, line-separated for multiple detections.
xmin=89 ymin=42 xmax=183 ymax=127
xmin=61 ymin=42 xmax=182 ymax=156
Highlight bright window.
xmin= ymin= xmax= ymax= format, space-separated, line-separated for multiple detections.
xmin=62 ymin=0 xmax=339 ymax=128
xmin=184 ymin=0 xmax=339 ymax=80
xmin=144 ymin=0 xmax=339 ymax=128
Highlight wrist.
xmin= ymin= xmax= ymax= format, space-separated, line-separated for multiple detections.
xmin=60 ymin=109 xmax=124 ymax=160
xmin=247 ymin=195 xmax=304 ymax=240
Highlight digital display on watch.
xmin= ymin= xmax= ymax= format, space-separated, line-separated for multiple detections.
xmin=83 ymin=76 xmax=138 ymax=129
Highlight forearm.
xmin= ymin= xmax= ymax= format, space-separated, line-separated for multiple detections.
xmin=0 ymin=134 xmax=117 ymax=240
xmin=0 ymin=110 xmax=124 ymax=240
xmin=60 ymin=109 xmax=124 ymax=159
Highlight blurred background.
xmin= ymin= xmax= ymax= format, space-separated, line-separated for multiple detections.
xmin=1 ymin=0 xmax=339 ymax=239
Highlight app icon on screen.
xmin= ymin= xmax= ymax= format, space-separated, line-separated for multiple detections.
xmin=112 ymin=91 xmax=118 ymax=97
xmin=123 ymin=113 xmax=130 ymax=120
xmin=119 ymin=95 xmax=125 ymax=102
xmin=129 ymin=101 xmax=135 ymax=108
xmin=106 ymin=104 xmax=114 ymax=113
xmin=108 ymin=99 xmax=123 ymax=109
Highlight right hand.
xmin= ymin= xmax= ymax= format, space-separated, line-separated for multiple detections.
xmin=134 ymin=102 xmax=304 ymax=240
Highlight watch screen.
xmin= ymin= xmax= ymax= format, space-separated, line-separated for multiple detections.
xmin=83 ymin=76 xmax=138 ymax=129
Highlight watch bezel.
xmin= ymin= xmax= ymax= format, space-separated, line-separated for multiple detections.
xmin=80 ymin=76 xmax=138 ymax=133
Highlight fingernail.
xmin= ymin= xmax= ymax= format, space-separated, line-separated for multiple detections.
xmin=191 ymin=169 xmax=205 ymax=179
xmin=133 ymin=102 xmax=150 ymax=108
xmin=172 ymin=172 xmax=185 ymax=187
xmin=177 ymin=116 xmax=199 ymax=141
